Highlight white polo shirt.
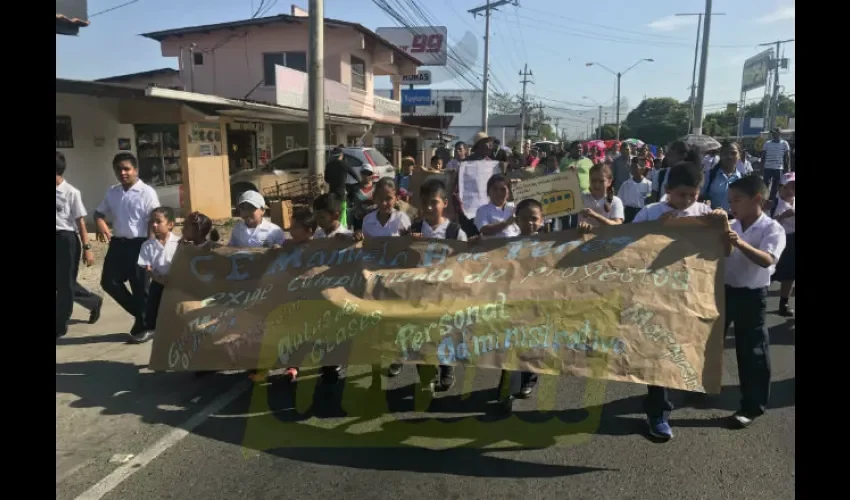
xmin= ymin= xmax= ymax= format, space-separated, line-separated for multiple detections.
xmin=580 ymin=193 xmax=624 ymax=227
xmin=474 ymin=202 xmax=520 ymax=239
xmin=228 ymin=219 xmax=286 ymax=248
xmin=422 ymin=220 xmax=468 ymax=241
xmin=362 ymin=210 xmax=412 ymax=237
xmin=617 ymin=178 xmax=653 ymax=208
xmin=95 ymin=180 xmax=160 ymax=239
xmin=632 ymin=201 xmax=712 ymax=223
xmin=314 ymin=224 xmax=353 ymax=239
xmin=725 ymin=214 xmax=786 ymax=289
xmin=56 ymin=180 xmax=86 ymax=232
xmin=138 ymin=233 xmax=181 ymax=276
xmin=773 ymin=198 xmax=795 ymax=234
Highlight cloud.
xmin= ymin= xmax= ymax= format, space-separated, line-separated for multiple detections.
xmin=756 ymin=6 xmax=795 ymax=24
xmin=647 ymin=15 xmax=696 ymax=32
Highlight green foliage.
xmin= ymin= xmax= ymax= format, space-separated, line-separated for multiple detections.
xmin=622 ymin=98 xmax=690 ymax=146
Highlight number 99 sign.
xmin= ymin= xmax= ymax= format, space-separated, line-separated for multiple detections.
xmin=411 ymin=33 xmax=444 ymax=53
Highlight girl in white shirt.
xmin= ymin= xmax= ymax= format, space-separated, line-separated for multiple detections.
xmin=771 ymin=173 xmax=795 ymax=317
xmin=181 ymin=211 xmax=221 ymax=249
xmin=474 ymin=174 xmax=521 ymax=239
xmin=578 ymin=163 xmax=624 ymax=231
xmin=134 ymin=207 xmax=180 ymax=344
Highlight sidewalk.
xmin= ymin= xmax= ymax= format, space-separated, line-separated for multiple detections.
xmin=56 ymin=293 xmax=242 ymax=499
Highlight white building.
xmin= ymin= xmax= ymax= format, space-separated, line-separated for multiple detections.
xmin=376 ymin=88 xmax=484 ymax=145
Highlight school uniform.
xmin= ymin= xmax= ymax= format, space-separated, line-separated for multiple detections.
xmin=617 ymin=178 xmax=653 ymax=223
xmin=726 ymin=214 xmax=786 ymax=421
xmin=313 ymin=225 xmax=353 ymax=239
xmin=701 ymin=167 xmax=741 ymax=217
xmin=137 ymin=233 xmax=181 ymax=335
xmin=96 ymin=180 xmax=160 ymax=333
xmin=632 ymin=200 xmax=712 ymax=438
xmin=362 ymin=210 xmax=411 ymax=237
xmin=228 ymin=219 xmax=286 ymax=247
xmin=56 ymin=180 xmax=102 ymax=337
xmin=771 ymin=198 xmax=795 ymax=283
xmin=474 ymin=202 xmax=520 ymax=239
xmin=580 ymin=193 xmax=625 ymax=227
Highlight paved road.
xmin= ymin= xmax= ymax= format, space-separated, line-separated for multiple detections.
xmin=57 ymin=287 xmax=794 ymax=500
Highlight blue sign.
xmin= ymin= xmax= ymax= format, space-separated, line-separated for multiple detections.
xmin=741 ymin=117 xmax=765 ymax=136
xmin=401 ymin=89 xmax=432 ymax=106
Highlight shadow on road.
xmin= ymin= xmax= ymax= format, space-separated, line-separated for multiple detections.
xmin=56 ymin=332 xmax=130 ymax=345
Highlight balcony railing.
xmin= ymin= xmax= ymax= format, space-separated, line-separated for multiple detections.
xmin=274 ymin=65 xmax=400 ymax=123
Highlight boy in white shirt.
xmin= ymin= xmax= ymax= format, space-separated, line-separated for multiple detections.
xmin=134 ymin=207 xmax=181 ymax=344
xmin=228 ymin=191 xmax=286 ymax=247
xmin=725 ymin=175 xmax=785 ymax=428
xmin=410 ymin=179 xmax=467 ymax=392
xmin=630 ymin=162 xmax=726 ymax=440
xmin=474 ymin=174 xmax=520 ymax=239
xmin=618 ymin=158 xmax=653 ymax=223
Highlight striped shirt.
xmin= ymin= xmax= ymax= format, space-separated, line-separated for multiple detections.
xmin=763 ymin=140 xmax=790 ymax=170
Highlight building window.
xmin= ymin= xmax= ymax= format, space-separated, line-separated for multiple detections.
xmin=444 ymin=99 xmax=462 ymax=114
xmin=193 ymin=52 xmax=204 ymax=65
xmin=263 ymin=51 xmax=309 ymax=85
xmin=56 ymin=115 xmax=74 ymax=148
xmin=350 ymin=56 xmax=366 ymax=91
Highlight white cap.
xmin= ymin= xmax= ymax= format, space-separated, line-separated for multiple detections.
xmin=237 ymin=190 xmax=266 ymax=209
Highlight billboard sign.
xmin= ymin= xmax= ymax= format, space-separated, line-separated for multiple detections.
xmin=395 ymin=70 xmax=432 ymax=85
xmin=742 ymin=117 xmax=764 ymax=136
xmin=741 ymin=49 xmax=773 ymax=92
xmin=401 ymin=89 xmax=432 ymax=106
xmin=376 ymin=26 xmax=448 ymax=66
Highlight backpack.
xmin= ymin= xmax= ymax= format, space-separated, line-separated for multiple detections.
xmin=654 ymin=168 xmax=668 ymax=202
xmin=410 ymin=220 xmax=461 ymax=240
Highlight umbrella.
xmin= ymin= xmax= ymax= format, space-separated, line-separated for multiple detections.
xmin=623 ymin=138 xmax=644 ymax=147
xmin=680 ymin=134 xmax=721 ymax=152
xmin=586 ymin=140 xmax=606 ymax=150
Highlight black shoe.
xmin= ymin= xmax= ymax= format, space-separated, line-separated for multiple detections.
xmin=88 ymin=296 xmax=103 ymax=325
xmin=731 ymin=411 xmax=759 ymax=429
xmin=321 ymin=366 xmax=342 ymax=384
xmin=434 ymin=366 xmax=455 ymax=392
xmin=518 ymin=383 xmax=536 ymax=399
xmin=499 ymin=396 xmax=515 ymax=414
xmin=128 ymin=330 xmax=155 ymax=344
xmin=56 ymin=327 xmax=67 ymax=339
xmin=778 ymin=305 xmax=794 ymax=317
xmin=387 ymin=363 xmax=403 ymax=377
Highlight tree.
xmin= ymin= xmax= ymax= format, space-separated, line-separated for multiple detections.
xmin=623 ymin=98 xmax=690 ymax=145
xmin=742 ymin=94 xmax=795 ymax=118
xmin=489 ymin=92 xmax=520 ymax=114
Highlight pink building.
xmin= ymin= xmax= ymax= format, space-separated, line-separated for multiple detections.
xmin=140 ymin=8 xmax=418 ymax=124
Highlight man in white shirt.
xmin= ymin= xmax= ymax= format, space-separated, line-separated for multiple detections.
xmin=94 ymin=153 xmax=161 ymax=335
xmin=56 ymin=152 xmax=103 ymax=338
xmin=760 ymin=128 xmax=791 ymax=201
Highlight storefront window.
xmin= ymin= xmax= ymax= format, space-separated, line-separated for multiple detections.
xmin=136 ymin=125 xmax=181 ymax=187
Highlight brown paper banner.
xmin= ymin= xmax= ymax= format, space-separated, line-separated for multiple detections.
xmin=149 ymin=217 xmax=727 ymax=393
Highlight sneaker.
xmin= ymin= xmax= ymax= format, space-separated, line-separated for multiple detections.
xmin=387 ymin=363 xmax=403 ymax=377
xmin=778 ymin=305 xmax=794 ymax=317
xmin=128 ymin=330 xmax=154 ymax=344
xmin=89 ymin=296 xmax=103 ymax=324
xmin=436 ymin=366 xmax=455 ymax=392
xmin=647 ymin=417 xmax=674 ymax=440
xmin=731 ymin=411 xmax=757 ymax=428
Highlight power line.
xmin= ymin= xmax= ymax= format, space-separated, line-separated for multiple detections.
xmin=90 ymin=0 xmax=140 ymax=17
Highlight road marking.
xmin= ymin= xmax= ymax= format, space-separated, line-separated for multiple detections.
xmin=74 ymin=379 xmax=251 ymax=500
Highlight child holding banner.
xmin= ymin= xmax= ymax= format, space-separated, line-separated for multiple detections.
xmin=410 ymin=179 xmax=467 ymax=392
xmin=629 ymin=162 xmax=724 ymax=440
xmin=474 ymin=174 xmax=520 ymax=239
xmin=497 ymin=198 xmax=544 ymax=411
xmin=725 ymin=175 xmax=785 ymax=428
xmin=133 ymin=207 xmax=180 ymax=344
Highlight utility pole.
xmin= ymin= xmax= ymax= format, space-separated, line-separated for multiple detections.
xmin=307 ymin=0 xmax=325 ymax=178
xmin=596 ymin=106 xmax=602 ymax=139
xmin=759 ymin=38 xmax=794 ymax=131
xmin=470 ymin=0 xmax=517 ymax=133
xmin=518 ymin=63 xmax=533 ymax=148
xmin=676 ymin=11 xmax=725 ymax=131
xmin=691 ymin=0 xmax=714 ymax=135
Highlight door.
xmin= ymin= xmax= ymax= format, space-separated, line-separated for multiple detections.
xmin=227 ymin=130 xmax=257 ymax=174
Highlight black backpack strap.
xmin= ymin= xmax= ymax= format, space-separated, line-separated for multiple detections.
xmin=446 ymin=222 xmax=461 ymax=240
xmin=411 ymin=220 xmax=423 ymax=233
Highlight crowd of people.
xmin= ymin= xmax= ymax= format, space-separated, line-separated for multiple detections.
xmin=55 ymin=125 xmax=794 ymax=441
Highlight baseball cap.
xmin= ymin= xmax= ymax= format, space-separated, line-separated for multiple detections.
xmin=330 ymin=147 xmax=343 ymax=156
xmin=237 ymin=190 xmax=266 ymax=209
xmin=780 ymin=172 xmax=795 ymax=185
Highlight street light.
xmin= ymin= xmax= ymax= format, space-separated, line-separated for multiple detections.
xmin=586 ymin=58 xmax=654 ymax=140
xmin=582 ymin=96 xmax=604 ymax=139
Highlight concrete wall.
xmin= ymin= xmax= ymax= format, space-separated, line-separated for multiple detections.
xmin=56 ymin=93 xmax=137 ymax=217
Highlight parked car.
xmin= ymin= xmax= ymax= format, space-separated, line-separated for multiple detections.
xmin=229 ymin=147 xmax=395 ymax=206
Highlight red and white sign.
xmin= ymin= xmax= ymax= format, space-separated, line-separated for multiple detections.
xmin=375 ymin=26 xmax=448 ymax=67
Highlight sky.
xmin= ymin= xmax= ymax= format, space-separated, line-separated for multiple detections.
xmin=57 ymin=0 xmax=795 ymax=138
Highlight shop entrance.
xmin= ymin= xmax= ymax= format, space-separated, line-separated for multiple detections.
xmin=402 ymin=138 xmax=419 ymax=160
xmin=227 ymin=129 xmax=257 ymax=174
